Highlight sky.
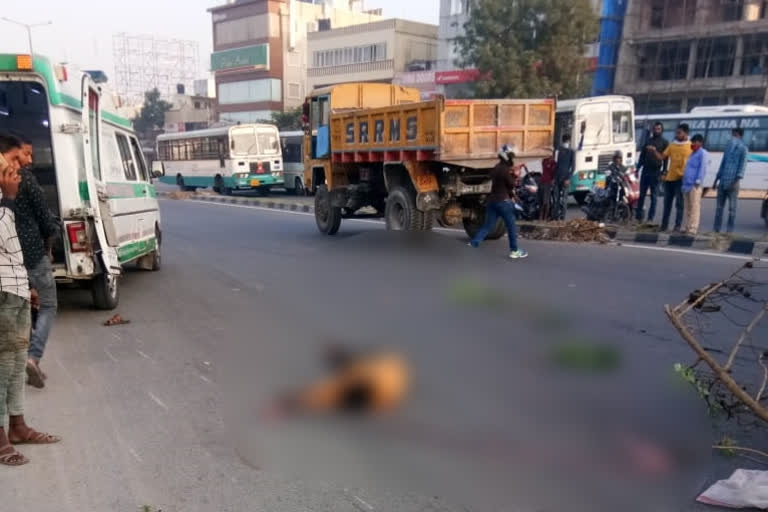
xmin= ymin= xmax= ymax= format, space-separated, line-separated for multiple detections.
xmin=0 ymin=0 xmax=440 ymax=78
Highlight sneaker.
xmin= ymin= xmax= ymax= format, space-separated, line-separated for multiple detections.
xmin=509 ymin=250 xmax=528 ymax=260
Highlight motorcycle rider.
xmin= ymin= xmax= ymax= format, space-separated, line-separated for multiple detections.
xmin=469 ymin=145 xmax=528 ymax=260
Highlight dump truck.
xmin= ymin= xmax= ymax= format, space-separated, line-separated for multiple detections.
xmin=302 ymin=83 xmax=555 ymax=237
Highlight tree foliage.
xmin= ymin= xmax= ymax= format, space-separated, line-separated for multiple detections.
xmin=455 ymin=0 xmax=599 ymax=99
xmin=133 ymin=88 xmax=172 ymax=136
xmin=269 ymin=108 xmax=303 ymax=131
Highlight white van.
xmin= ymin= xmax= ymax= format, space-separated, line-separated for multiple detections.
xmin=279 ymin=130 xmax=305 ymax=195
xmin=0 ymin=54 xmax=161 ymax=309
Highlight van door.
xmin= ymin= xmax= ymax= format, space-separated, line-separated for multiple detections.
xmin=80 ymin=75 xmax=120 ymax=275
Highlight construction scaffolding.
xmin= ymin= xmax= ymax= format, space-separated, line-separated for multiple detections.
xmin=613 ymin=0 xmax=768 ymax=113
xmin=112 ymin=33 xmax=199 ymax=105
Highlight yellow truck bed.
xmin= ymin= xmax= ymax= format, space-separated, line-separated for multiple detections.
xmin=329 ymin=97 xmax=555 ymax=166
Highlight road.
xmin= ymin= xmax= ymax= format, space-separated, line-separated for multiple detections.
xmin=6 ymin=198 xmax=768 ymax=512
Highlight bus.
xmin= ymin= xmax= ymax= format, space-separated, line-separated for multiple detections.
xmin=279 ymin=131 xmax=306 ymax=195
xmin=556 ymin=96 xmax=636 ymax=205
xmin=635 ymin=105 xmax=768 ymax=190
xmin=155 ymin=124 xmax=284 ymax=194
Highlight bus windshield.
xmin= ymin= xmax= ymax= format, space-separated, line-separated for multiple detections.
xmin=612 ymin=101 xmax=634 ymax=144
xmin=231 ymin=127 xmax=260 ymax=156
xmin=257 ymin=129 xmax=280 ymax=155
xmin=579 ymin=103 xmax=611 ymax=146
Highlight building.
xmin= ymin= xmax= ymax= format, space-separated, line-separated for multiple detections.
xmin=615 ymin=0 xmax=768 ymax=113
xmin=163 ymin=86 xmax=217 ymax=133
xmin=208 ymin=0 xmax=383 ymax=124
xmin=306 ymin=19 xmax=438 ymax=92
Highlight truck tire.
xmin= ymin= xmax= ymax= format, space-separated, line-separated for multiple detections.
xmin=92 ymin=271 xmax=120 ymax=310
xmin=315 ymin=185 xmax=342 ymax=235
xmin=421 ymin=209 xmax=437 ymax=231
xmin=463 ymin=210 xmax=506 ymax=240
xmin=385 ymin=186 xmax=422 ymax=231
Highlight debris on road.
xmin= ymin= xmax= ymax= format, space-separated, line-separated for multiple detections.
xmin=166 ymin=191 xmax=194 ymax=200
xmin=522 ymin=219 xmax=610 ymax=243
xmin=697 ymin=469 xmax=768 ymax=508
xmin=104 ymin=314 xmax=130 ymax=327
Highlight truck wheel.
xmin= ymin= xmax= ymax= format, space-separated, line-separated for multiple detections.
xmin=463 ymin=210 xmax=505 ymax=240
xmin=385 ymin=186 xmax=422 ymax=231
xmin=315 ymin=185 xmax=342 ymax=235
xmin=92 ymin=272 xmax=120 ymax=310
xmin=421 ymin=210 xmax=437 ymax=231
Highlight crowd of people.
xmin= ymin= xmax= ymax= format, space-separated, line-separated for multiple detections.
xmin=0 ymin=133 xmax=60 ymax=467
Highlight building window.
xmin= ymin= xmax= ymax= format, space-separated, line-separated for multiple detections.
xmin=214 ymin=14 xmax=275 ymax=47
xmin=649 ymin=0 xmax=696 ymax=29
xmin=638 ymin=41 xmax=691 ymax=81
xmin=695 ymin=37 xmax=737 ymax=79
xmin=287 ymin=51 xmax=301 ymax=67
xmin=742 ymin=33 xmax=768 ymax=76
xmin=450 ymin=0 xmax=469 ymax=16
xmin=721 ymin=0 xmax=745 ymax=22
xmin=311 ymin=43 xmax=388 ymax=68
xmin=219 ymin=79 xmax=282 ymax=105
xmin=220 ymin=111 xmax=277 ymax=124
xmin=194 ymin=101 xmax=201 ymax=109
xmin=287 ymin=82 xmax=302 ymax=99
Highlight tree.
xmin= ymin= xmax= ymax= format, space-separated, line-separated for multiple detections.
xmin=455 ymin=0 xmax=599 ymax=99
xmin=269 ymin=107 xmax=303 ymax=131
xmin=133 ymin=88 xmax=172 ymax=137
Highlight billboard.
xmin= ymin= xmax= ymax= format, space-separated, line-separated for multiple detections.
xmin=211 ymin=44 xmax=270 ymax=72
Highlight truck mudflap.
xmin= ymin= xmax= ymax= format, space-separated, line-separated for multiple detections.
xmin=416 ymin=191 xmax=440 ymax=211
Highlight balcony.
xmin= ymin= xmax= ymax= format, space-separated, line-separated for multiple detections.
xmin=308 ymin=60 xmax=394 ymax=78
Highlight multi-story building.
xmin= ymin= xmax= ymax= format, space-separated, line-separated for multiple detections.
xmin=208 ymin=0 xmax=382 ymax=124
xmin=163 ymin=88 xmax=217 ymax=133
xmin=615 ymin=0 xmax=768 ymax=113
xmin=306 ymin=19 xmax=438 ymax=92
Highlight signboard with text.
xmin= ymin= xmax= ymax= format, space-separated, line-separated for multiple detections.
xmin=211 ymin=44 xmax=269 ymax=72
xmin=435 ymin=69 xmax=480 ymax=85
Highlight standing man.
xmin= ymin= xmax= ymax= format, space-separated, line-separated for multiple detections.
xmin=681 ymin=134 xmax=708 ymax=236
xmin=713 ymin=128 xmax=748 ymax=233
xmin=539 ymin=148 xmax=556 ymax=221
xmin=636 ymin=122 xmax=668 ymax=223
xmin=553 ymin=134 xmax=575 ymax=220
xmin=469 ymin=145 xmax=528 ymax=260
xmin=14 ymin=137 xmax=59 ymax=389
xmin=648 ymin=123 xmax=691 ymax=232
xmin=0 ymin=134 xmax=60 ymax=467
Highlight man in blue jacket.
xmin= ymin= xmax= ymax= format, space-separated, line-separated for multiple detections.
xmin=713 ymin=128 xmax=748 ymax=233
xmin=681 ymin=134 xmax=707 ymax=236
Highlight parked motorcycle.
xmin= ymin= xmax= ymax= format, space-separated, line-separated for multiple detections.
xmin=513 ymin=168 xmax=541 ymax=221
xmin=582 ymin=164 xmax=639 ymax=224
xmin=762 ymin=190 xmax=768 ymax=229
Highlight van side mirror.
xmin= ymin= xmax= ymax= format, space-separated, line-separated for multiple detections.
xmin=151 ymin=161 xmax=165 ymax=178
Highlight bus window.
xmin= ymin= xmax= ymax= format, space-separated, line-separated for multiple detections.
xmin=704 ymin=130 xmax=732 ymax=152
xmin=231 ymin=126 xmax=258 ymax=155
xmin=554 ymin=112 xmax=573 ymax=146
xmin=612 ymin=105 xmax=633 ymax=144
xmin=744 ymin=129 xmax=768 ymax=152
xmin=578 ymin=103 xmax=610 ymax=146
xmin=257 ymin=129 xmax=280 ymax=155
xmin=281 ymin=138 xmax=303 ymax=163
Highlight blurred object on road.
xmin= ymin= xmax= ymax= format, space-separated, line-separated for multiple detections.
xmin=103 ymin=314 xmax=130 ymax=326
xmin=698 ymin=469 xmax=768 ymax=508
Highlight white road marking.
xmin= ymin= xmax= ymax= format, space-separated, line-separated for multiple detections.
xmin=103 ymin=347 xmax=119 ymax=363
xmin=137 ymin=350 xmax=154 ymax=362
xmin=199 ymin=374 xmax=212 ymax=384
xmin=175 ymin=198 xmax=765 ymax=261
xmin=54 ymin=356 xmax=83 ymax=391
xmin=112 ymin=332 xmax=121 ymax=341
xmin=135 ymin=338 xmax=145 ymax=345
xmin=619 ymin=243 xmax=762 ymax=261
xmin=352 ymin=495 xmax=374 ymax=511
xmin=128 ymin=447 xmax=143 ymax=463
xmin=147 ymin=391 xmax=169 ymax=411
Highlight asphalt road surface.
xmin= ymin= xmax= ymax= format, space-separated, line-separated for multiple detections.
xmin=6 ymin=198 xmax=768 ymax=512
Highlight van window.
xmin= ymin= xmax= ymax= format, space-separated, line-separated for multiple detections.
xmin=281 ymin=137 xmax=303 ymax=163
xmin=130 ymin=137 xmax=148 ymax=181
xmin=115 ymin=133 xmax=137 ymax=180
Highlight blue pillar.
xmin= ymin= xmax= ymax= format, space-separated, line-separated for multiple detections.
xmin=592 ymin=0 xmax=627 ymax=96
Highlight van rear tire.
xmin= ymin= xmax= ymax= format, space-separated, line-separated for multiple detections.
xmin=92 ymin=272 xmax=120 ymax=310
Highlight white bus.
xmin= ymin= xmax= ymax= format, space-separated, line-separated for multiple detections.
xmin=0 ymin=53 xmax=162 ymax=310
xmin=156 ymin=124 xmax=284 ymax=194
xmin=635 ymin=105 xmax=768 ymax=190
xmin=556 ymin=96 xmax=636 ymax=205
xmin=279 ymin=131 xmax=305 ymax=195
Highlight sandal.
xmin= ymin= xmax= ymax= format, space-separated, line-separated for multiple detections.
xmin=0 ymin=444 xmax=29 ymax=466
xmin=104 ymin=314 xmax=130 ymax=327
xmin=26 ymin=360 xmax=45 ymax=389
xmin=10 ymin=429 xmax=61 ymax=445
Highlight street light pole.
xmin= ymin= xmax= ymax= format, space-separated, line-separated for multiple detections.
xmin=0 ymin=17 xmax=52 ymax=56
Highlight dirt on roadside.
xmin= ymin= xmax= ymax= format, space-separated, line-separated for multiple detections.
xmin=522 ymin=219 xmax=611 ymax=243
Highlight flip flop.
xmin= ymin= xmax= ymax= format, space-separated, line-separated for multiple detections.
xmin=26 ymin=361 xmax=45 ymax=389
xmin=0 ymin=444 xmax=29 ymax=466
xmin=10 ymin=429 xmax=61 ymax=445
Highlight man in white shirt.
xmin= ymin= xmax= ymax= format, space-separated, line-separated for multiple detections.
xmin=0 ymin=134 xmax=59 ymax=467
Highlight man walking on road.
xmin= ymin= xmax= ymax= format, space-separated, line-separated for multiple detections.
xmin=539 ymin=148 xmax=556 ymax=221
xmin=553 ymin=134 xmax=575 ymax=220
xmin=0 ymin=134 xmax=60 ymax=467
xmin=648 ymin=123 xmax=692 ymax=232
xmin=14 ymin=137 xmax=59 ymax=389
xmin=681 ymin=134 xmax=708 ymax=236
xmin=636 ymin=122 xmax=668 ymax=223
xmin=470 ymin=145 xmax=528 ymax=259
xmin=713 ymin=128 xmax=748 ymax=233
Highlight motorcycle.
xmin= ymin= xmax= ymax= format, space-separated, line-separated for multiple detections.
xmin=762 ymin=190 xmax=768 ymax=229
xmin=582 ymin=164 xmax=639 ymax=224
xmin=513 ymin=167 xmax=541 ymax=221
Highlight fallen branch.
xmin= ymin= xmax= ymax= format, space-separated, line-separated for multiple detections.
xmin=724 ymin=305 xmax=768 ymax=371
xmin=712 ymin=444 xmax=768 ymax=460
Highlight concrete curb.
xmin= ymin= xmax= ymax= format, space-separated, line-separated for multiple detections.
xmin=159 ymin=191 xmax=314 ymax=213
